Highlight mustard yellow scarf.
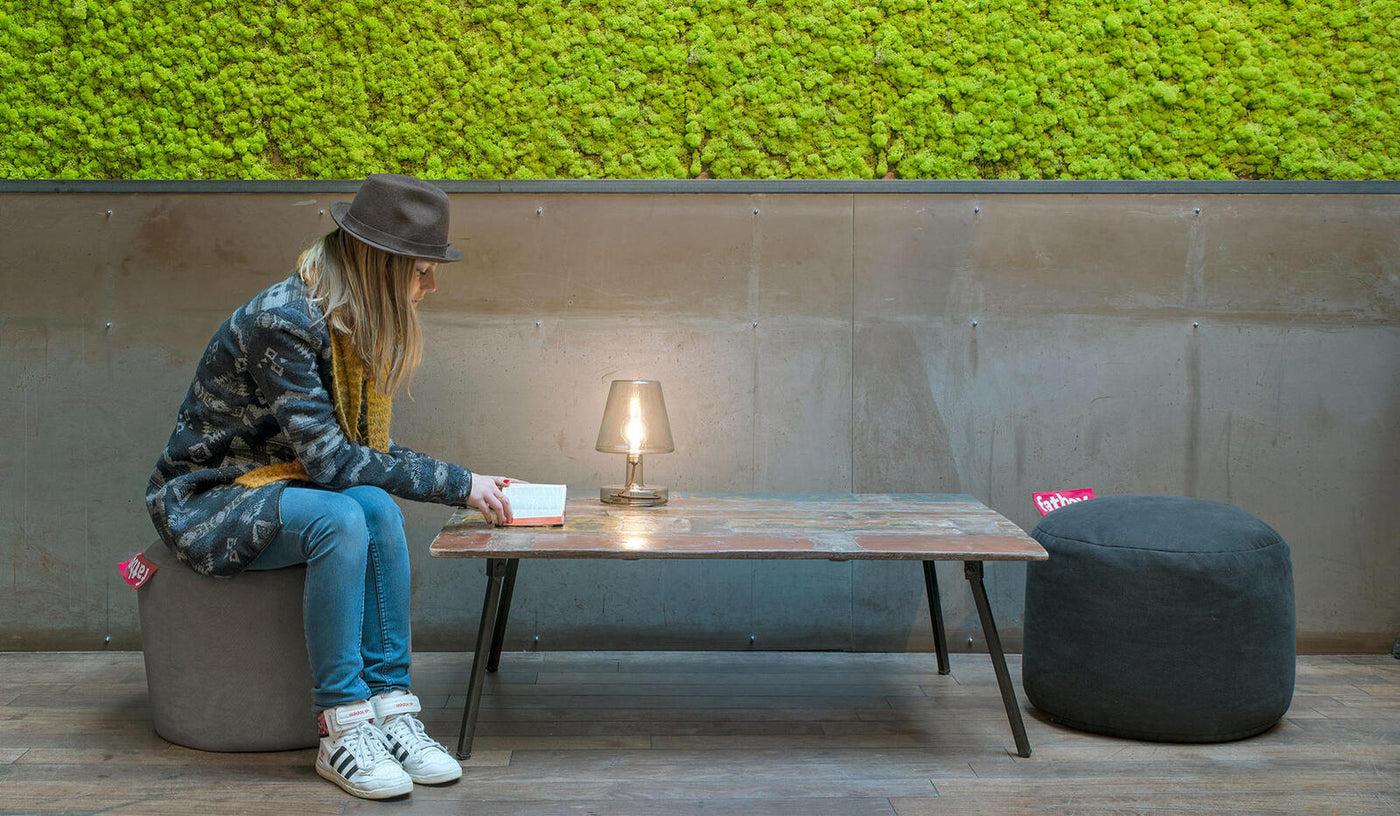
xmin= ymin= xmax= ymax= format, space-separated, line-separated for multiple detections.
xmin=234 ymin=329 xmax=392 ymax=488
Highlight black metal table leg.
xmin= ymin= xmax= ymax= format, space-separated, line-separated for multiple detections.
xmin=486 ymin=558 xmax=520 ymax=672
xmin=922 ymin=561 xmax=952 ymax=675
xmin=455 ymin=558 xmax=513 ymax=759
xmin=964 ymin=560 xmax=1032 ymax=757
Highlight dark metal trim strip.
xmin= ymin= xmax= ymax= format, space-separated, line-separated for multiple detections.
xmin=1 ymin=179 xmax=1397 ymax=195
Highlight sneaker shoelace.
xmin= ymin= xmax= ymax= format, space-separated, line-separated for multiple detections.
xmin=384 ymin=714 xmax=446 ymax=760
xmin=343 ymin=721 xmax=396 ymax=770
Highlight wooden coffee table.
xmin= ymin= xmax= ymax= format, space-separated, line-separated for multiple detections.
xmin=429 ymin=493 xmax=1048 ymax=757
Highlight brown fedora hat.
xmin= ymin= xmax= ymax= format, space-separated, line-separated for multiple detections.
xmin=330 ymin=174 xmax=464 ymax=262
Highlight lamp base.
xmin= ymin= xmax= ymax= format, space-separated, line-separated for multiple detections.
xmin=600 ymin=485 xmax=669 ymax=507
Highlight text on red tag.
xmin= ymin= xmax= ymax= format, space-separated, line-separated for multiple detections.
xmin=1033 ymin=488 xmax=1097 ymax=516
xmin=117 ymin=552 xmax=158 ymax=589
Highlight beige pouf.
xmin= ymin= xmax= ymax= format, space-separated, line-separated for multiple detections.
xmin=137 ymin=541 xmax=318 ymax=751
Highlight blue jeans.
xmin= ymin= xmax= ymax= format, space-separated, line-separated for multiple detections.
xmin=247 ymin=485 xmax=412 ymax=711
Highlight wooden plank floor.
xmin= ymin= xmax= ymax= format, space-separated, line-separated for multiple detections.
xmin=0 ymin=651 xmax=1396 ymax=815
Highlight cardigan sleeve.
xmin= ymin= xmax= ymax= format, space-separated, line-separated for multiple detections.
xmin=244 ymin=307 xmax=473 ymax=506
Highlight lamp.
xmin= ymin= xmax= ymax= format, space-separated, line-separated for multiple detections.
xmin=595 ymin=380 xmax=674 ymax=506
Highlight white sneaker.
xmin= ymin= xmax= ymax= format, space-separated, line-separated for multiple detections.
xmin=315 ymin=701 xmax=414 ymax=800
xmin=371 ymin=690 xmax=463 ymax=784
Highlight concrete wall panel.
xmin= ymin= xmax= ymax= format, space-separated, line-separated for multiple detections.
xmin=448 ymin=194 xmax=757 ymax=318
xmin=1 ymin=187 xmax=1395 ymax=652
xmin=852 ymin=192 xmax=1399 ymax=650
xmin=1199 ymin=196 xmax=1400 ymax=322
xmin=754 ymin=319 xmax=853 ymax=493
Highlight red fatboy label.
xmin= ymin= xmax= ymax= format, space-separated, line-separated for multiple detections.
xmin=117 ymin=552 xmax=158 ymax=589
xmin=1033 ymin=488 xmax=1097 ymax=516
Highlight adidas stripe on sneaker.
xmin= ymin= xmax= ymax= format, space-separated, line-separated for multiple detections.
xmin=371 ymin=690 xmax=462 ymax=785
xmin=315 ymin=701 xmax=413 ymax=800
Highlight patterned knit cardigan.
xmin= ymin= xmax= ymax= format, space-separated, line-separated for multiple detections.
xmin=146 ymin=273 xmax=473 ymax=577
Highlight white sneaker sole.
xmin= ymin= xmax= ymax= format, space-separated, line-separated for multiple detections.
xmin=316 ymin=763 xmax=413 ymax=799
xmin=406 ymin=764 xmax=463 ymax=785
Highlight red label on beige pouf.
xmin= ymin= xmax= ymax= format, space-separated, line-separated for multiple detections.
xmin=117 ymin=552 xmax=158 ymax=589
xmin=1033 ymin=488 xmax=1097 ymax=516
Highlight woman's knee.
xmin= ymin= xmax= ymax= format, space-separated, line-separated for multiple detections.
xmin=297 ymin=492 xmax=370 ymax=564
xmin=343 ymin=485 xmax=405 ymax=536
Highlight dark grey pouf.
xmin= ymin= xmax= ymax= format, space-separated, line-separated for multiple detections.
xmin=1024 ymin=495 xmax=1295 ymax=742
xmin=138 ymin=541 xmax=318 ymax=751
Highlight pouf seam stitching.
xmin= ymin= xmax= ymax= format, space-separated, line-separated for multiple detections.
xmin=1032 ymin=529 xmax=1285 ymax=555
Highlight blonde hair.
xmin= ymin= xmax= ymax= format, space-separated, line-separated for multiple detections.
xmin=297 ymin=229 xmax=424 ymax=395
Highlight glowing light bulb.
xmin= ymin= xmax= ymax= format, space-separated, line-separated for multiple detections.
xmin=624 ymin=396 xmax=646 ymax=454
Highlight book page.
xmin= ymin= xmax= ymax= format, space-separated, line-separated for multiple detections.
xmin=503 ymin=483 xmax=567 ymax=525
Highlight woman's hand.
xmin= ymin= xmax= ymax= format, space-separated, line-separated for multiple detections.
xmin=467 ymin=474 xmax=524 ymax=526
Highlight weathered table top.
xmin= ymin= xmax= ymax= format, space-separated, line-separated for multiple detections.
xmin=429 ymin=493 xmax=1046 ymax=561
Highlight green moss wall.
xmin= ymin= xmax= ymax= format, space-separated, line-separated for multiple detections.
xmin=3 ymin=0 xmax=1396 ymax=179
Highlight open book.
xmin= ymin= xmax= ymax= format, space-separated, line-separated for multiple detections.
xmin=502 ymin=483 xmax=567 ymax=526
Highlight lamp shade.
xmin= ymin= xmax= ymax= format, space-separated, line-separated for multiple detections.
xmin=595 ymin=380 xmax=674 ymax=455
